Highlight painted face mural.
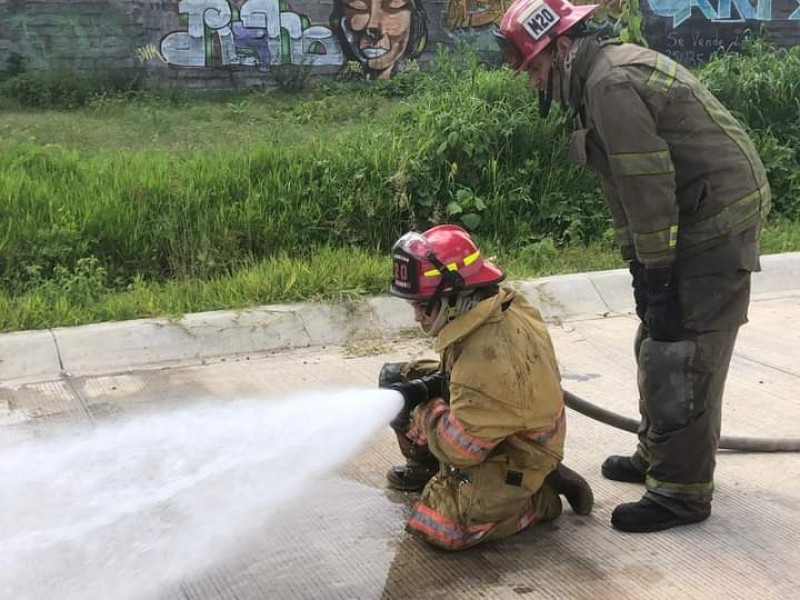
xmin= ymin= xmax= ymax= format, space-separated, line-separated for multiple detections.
xmin=331 ymin=0 xmax=428 ymax=78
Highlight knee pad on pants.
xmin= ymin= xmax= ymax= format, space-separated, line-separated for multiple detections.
xmin=638 ymin=339 xmax=701 ymax=432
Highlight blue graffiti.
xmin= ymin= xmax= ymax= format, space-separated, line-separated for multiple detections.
xmin=648 ymin=0 xmax=800 ymax=27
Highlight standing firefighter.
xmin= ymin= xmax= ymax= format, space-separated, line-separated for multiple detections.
xmin=494 ymin=0 xmax=770 ymax=532
xmin=379 ymin=224 xmax=593 ymax=550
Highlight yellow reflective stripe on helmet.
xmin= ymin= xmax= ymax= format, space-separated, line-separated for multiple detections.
xmin=679 ymin=183 xmax=769 ymax=250
xmin=424 ymin=263 xmax=456 ymax=277
xmin=646 ymin=54 xmax=677 ymax=92
xmin=633 ymin=224 xmax=678 ymax=257
xmin=463 ymin=250 xmax=480 ymax=266
xmin=423 ymin=250 xmax=481 ymax=277
xmin=608 ymin=149 xmax=674 ymax=177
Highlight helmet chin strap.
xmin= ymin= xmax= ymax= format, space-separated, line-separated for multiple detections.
xmin=425 ymin=291 xmax=482 ymax=337
xmin=539 ymin=39 xmax=580 ymax=118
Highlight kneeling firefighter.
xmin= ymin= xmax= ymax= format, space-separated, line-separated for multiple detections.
xmin=379 ymin=224 xmax=593 ymax=550
xmin=495 ymin=0 xmax=770 ymax=532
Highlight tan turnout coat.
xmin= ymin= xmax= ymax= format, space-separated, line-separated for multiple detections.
xmin=404 ymin=287 xmax=565 ymax=550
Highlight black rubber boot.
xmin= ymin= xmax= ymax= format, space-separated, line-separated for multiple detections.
xmin=601 ymin=455 xmax=646 ymax=483
xmin=611 ymin=497 xmax=710 ymax=533
xmin=386 ymin=464 xmax=437 ymax=492
xmin=546 ymin=464 xmax=594 ymax=515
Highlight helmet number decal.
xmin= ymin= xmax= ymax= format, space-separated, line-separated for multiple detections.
xmin=519 ymin=3 xmax=560 ymax=41
xmin=392 ymin=250 xmax=419 ymax=294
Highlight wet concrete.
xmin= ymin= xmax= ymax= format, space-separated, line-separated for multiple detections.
xmin=1 ymin=292 xmax=799 ymax=599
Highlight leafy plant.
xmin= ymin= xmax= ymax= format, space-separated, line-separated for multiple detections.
xmin=447 ymin=188 xmax=487 ymax=230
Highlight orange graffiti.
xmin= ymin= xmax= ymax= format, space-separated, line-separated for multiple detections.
xmin=445 ymin=0 xmax=509 ymax=29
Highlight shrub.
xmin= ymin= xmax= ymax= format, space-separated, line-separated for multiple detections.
xmin=0 ymin=70 xmax=141 ymax=109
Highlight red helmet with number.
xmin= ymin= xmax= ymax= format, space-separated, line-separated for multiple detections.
xmin=495 ymin=0 xmax=599 ymax=73
xmin=390 ymin=224 xmax=505 ymax=302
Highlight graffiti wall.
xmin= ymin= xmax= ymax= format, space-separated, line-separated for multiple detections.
xmin=0 ymin=0 xmax=513 ymax=87
xmin=642 ymin=0 xmax=800 ymax=65
xmin=1 ymin=0 xmax=799 ymax=88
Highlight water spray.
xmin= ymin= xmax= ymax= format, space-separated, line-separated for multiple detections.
xmin=0 ymin=389 xmax=402 ymax=600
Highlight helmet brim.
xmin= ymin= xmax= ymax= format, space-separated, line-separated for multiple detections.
xmin=389 ymin=262 xmax=506 ymax=301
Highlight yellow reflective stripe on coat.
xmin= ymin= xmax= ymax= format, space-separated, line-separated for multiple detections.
xmin=646 ymin=53 xmax=677 ymax=92
xmin=407 ymin=502 xmax=493 ymax=550
xmin=679 ymin=183 xmax=769 ymax=250
xmin=406 ymin=398 xmax=448 ymax=447
xmin=696 ymin=85 xmax=770 ymax=191
xmin=423 ymin=250 xmax=481 ymax=278
xmin=633 ymin=224 xmax=678 ymax=258
xmin=609 ymin=149 xmax=674 ymax=177
xmin=436 ymin=411 xmax=496 ymax=460
xmin=510 ymin=405 xmax=565 ymax=446
xmin=615 ymin=225 xmax=632 ymax=248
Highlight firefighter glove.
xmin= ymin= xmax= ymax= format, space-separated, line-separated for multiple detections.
xmin=629 ymin=259 xmax=648 ymax=322
xmin=644 ymin=267 xmax=682 ymax=342
xmin=387 ymin=373 xmax=446 ymax=432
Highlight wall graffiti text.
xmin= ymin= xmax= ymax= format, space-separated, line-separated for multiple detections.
xmin=647 ymin=0 xmax=800 ymax=28
xmin=159 ymin=0 xmax=344 ymax=71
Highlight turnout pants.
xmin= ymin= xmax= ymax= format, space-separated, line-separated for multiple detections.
xmin=632 ymin=324 xmax=740 ymax=519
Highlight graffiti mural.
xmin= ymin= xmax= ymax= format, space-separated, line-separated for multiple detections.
xmin=642 ymin=0 xmax=800 ymax=65
xmin=329 ymin=0 xmax=429 ymax=79
xmin=648 ymin=0 xmax=799 ymax=27
xmin=159 ymin=0 xmax=344 ymax=71
xmin=444 ymin=0 xmax=508 ymax=28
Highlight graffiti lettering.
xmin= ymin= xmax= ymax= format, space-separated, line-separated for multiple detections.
xmin=665 ymin=28 xmax=745 ymax=63
xmin=137 ymin=43 xmax=167 ymax=63
xmin=160 ymin=0 xmax=343 ymax=71
xmin=648 ymin=0 xmax=800 ymax=27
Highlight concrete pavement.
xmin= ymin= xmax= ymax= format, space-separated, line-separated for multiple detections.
xmin=1 ymin=253 xmax=799 ymax=599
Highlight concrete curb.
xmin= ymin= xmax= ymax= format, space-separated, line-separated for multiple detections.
xmin=2 ymin=252 xmax=798 ymax=383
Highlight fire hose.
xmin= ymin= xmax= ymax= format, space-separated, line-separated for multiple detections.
xmin=564 ymin=390 xmax=800 ymax=452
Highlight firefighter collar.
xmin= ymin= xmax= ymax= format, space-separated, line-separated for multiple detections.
xmin=434 ymin=288 xmax=516 ymax=353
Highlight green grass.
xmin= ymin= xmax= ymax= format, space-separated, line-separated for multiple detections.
xmin=1 ymin=220 xmax=796 ymax=332
xmin=0 ymin=89 xmax=397 ymax=153
xmin=1 ymin=44 xmax=798 ymax=333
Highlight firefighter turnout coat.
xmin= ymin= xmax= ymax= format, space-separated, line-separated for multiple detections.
xmin=566 ymin=39 xmax=769 ymax=315
xmin=403 ymin=287 xmax=566 ymax=550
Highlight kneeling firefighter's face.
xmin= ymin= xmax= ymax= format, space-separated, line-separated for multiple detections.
xmin=409 ymin=299 xmax=440 ymax=334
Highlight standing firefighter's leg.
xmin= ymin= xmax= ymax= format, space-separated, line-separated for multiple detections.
xmin=612 ymin=327 xmax=739 ymax=532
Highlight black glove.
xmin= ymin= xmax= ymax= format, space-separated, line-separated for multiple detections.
xmin=629 ymin=259 xmax=648 ymax=322
xmin=387 ymin=373 xmax=446 ymax=432
xmin=644 ymin=267 xmax=682 ymax=342
xmin=377 ymin=362 xmax=406 ymax=388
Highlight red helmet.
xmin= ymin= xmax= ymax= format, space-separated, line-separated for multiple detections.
xmin=495 ymin=0 xmax=599 ymax=73
xmin=390 ymin=224 xmax=505 ymax=302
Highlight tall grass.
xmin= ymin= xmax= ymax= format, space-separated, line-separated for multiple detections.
xmin=1 ymin=43 xmax=799 ymax=332
xmin=698 ymin=39 xmax=800 ymax=218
